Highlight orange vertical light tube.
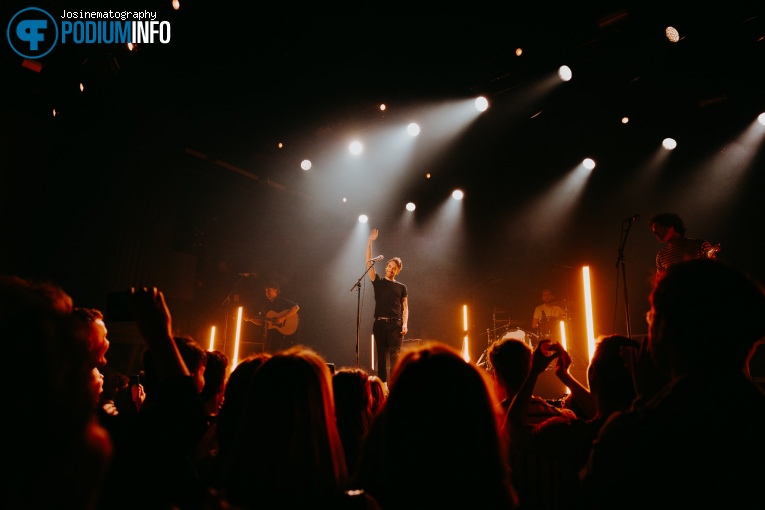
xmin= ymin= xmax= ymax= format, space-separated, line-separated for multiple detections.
xmin=582 ymin=266 xmax=596 ymax=363
xmin=232 ymin=306 xmax=243 ymax=369
xmin=462 ymin=304 xmax=470 ymax=362
xmin=371 ymin=335 xmax=375 ymax=370
xmin=208 ymin=326 xmax=216 ymax=351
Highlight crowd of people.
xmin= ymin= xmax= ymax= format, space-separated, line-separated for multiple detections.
xmin=2 ymin=254 xmax=764 ymax=509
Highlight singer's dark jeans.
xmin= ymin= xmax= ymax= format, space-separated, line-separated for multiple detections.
xmin=373 ymin=319 xmax=404 ymax=383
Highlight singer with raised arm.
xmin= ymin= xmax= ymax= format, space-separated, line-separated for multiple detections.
xmin=367 ymin=228 xmax=408 ymax=388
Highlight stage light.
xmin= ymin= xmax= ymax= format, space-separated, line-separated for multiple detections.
xmin=358 ymin=214 xmax=369 ymax=223
xmin=301 ymin=159 xmax=311 ymax=170
xmin=407 ymin=122 xmax=421 ymax=136
xmin=621 ymin=117 xmax=629 ymax=124
xmin=380 ymin=104 xmax=386 ymax=111
xmin=558 ymin=65 xmax=573 ymax=82
xmin=583 ymin=158 xmax=596 ymax=170
xmin=475 ymin=96 xmax=489 ymax=112
xmin=349 ymin=140 xmax=363 ymax=155
xmin=758 ymin=113 xmax=765 ymax=126
xmin=665 ymin=26 xmax=680 ymax=43
xmin=662 ymin=138 xmax=677 ymax=150
xmin=406 ymin=202 xmax=416 ymax=212
xmin=452 ymin=189 xmax=464 ymax=200
xmin=172 ymin=0 xmax=180 ymax=10
xmin=79 ymin=83 xmax=84 ymax=92
xmin=515 ymin=48 xmax=522 ymax=56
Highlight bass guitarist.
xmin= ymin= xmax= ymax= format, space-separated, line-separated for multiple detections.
xmin=258 ymin=280 xmax=300 ymax=353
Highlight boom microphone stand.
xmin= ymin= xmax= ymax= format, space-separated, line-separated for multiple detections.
xmin=350 ymin=261 xmax=378 ymax=368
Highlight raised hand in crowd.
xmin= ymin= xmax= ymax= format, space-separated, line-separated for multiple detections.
xmin=554 ymin=344 xmax=596 ymax=419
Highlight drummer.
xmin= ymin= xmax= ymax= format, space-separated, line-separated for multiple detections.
xmin=531 ymin=288 xmax=566 ymax=340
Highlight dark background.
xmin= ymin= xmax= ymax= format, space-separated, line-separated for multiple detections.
xmin=2 ymin=2 xmax=764 ymax=392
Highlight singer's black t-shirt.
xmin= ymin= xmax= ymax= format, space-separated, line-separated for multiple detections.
xmin=372 ymin=276 xmax=407 ymax=319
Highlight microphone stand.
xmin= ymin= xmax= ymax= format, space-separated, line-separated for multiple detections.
xmin=220 ymin=275 xmax=245 ymax=356
xmin=350 ymin=262 xmax=377 ymax=368
xmin=615 ymin=218 xmax=635 ymax=338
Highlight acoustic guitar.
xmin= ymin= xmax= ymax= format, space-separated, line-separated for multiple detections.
xmin=244 ymin=310 xmax=299 ymax=336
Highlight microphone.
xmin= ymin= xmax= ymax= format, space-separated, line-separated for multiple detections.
xmin=625 ymin=213 xmax=640 ymax=222
xmin=368 ymin=255 xmax=384 ymax=263
xmin=238 ymin=273 xmax=256 ymax=277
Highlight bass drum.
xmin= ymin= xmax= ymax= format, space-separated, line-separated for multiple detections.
xmin=501 ymin=327 xmax=529 ymax=346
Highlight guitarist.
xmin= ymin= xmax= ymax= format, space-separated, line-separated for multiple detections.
xmin=650 ymin=213 xmax=717 ymax=281
xmin=260 ymin=281 xmax=300 ymax=353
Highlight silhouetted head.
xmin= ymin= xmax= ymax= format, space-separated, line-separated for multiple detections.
xmin=648 ymin=259 xmax=765 ymax=375
xmin=588 ymin=335 xmax=640 ymax=411
xmin=487 ymin=337 xmax=532 ymax=395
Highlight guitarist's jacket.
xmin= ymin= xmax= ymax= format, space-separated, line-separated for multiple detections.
xmin=261 ymin=295 xmax=299 ymax=340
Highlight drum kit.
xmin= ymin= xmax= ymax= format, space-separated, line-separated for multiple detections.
xmin=476 ymin=309 xmax=539 ymax=370
xmin=487 ymin=309 xmax=538 ymax=346
xmin=475 ymin=305 xmax=571 ymax=371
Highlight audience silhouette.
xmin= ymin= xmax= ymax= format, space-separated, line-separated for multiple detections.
xmin=504 ymin=336 xmax=638 ymax=510
xmin=219 ymin=345 xmax=378 ymax=509
xmin=1 ymin=276 xmax=112 ymax=510
xmin=367 ymin=374 xmax=388 ymax=417
xmin=488 ymin=336 xmax=576 ymax=423
xmin=333 ymin=367 xmax=375 ymax=483
xmin=356 ymin=341 xmax=518 ymax=510
xmin=96 ymin=289 xmax=210 ymax=510
xmin=580 ymin=259 xmax=765 ymax=509
xmin=5 ymin=259 xmax=763 ymax=510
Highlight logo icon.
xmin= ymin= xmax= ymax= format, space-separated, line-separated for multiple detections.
xmin=7 ymin=7 xmax=58 ymax=59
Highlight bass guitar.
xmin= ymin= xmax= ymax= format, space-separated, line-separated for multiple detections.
xmin=244 ymin=310 xmax=299 ymax=336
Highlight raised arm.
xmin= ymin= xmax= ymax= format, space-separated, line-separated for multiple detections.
xmin=129 ymin=286 xmax=189 ymax=381
xmin=366 ymin=228 xmax=378 ymax=281
xmin=504 ymin=340 xmax=559 ymax=431
xmin=554 ymin=345 xmax=596 ymax=418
